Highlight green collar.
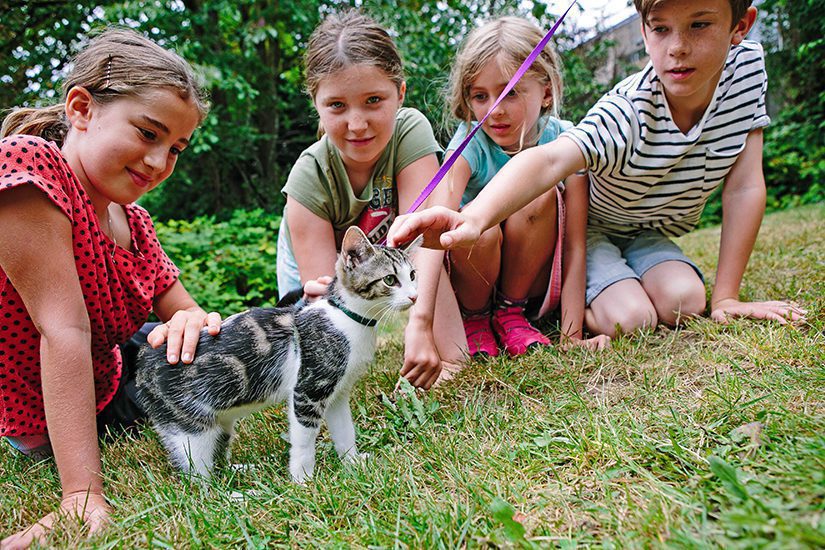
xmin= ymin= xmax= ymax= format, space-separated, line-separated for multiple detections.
xmin=328 ymin=296 xmax=378 ymax=327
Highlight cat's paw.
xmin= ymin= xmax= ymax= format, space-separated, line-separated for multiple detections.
xmin=290 ymin=467 xmax=313 ymax=485
xmin=343 ymin=451 xmax=369 ymax=465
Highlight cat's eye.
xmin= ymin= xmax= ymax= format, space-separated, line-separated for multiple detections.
xmin=383 ymin=275 xmax=399 ymax=287
xmin=409 ymin=270 xmax=416 ymax=281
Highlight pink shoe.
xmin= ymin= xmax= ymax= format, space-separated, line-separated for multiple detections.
xmin=463 ymin=315 xmax=499 ymax=358
xmin=492 ymin=306 xmax=550 ymax=356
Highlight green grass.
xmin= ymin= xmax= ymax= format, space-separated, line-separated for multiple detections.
xmin=3 ymin=204 xmax=823 ymax=548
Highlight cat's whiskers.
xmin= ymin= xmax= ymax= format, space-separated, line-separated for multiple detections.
xmin=363 ymin=300 xmax=390 ymax=320
xmin=370 ymin=299 xmax=408 ymax=328
xmin=360 ymin=303 xmax=390 ymax=329
xmin=372 ymin=304 xmax=396 ymax=329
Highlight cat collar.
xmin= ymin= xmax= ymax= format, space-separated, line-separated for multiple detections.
xmin=327 ymin=296 xmax=378 ymax=327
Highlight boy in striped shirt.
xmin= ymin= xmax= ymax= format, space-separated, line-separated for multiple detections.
xmin=389 ymin=0 xmax=805 ymax=337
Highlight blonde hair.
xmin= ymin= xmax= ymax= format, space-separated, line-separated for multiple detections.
xmin=304 ymin=10 xmax=404 ymax=100
xmin=446 ymin=16 xmax=564 ymax=151
xmin=1 ymin=28 xmax=209 ymax=145
xmin=634 ymin=0 xmax=754 ymax=29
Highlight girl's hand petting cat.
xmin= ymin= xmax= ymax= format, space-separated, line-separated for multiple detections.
xmin=710 ymin=298 xmax=807 ymax=325
xmin=147 ymin=308 xmax=222 ymax=364
xmin=303 ymin=275 xmax=333 ymax=302
xmin=1 ymin=491 xmax=110 ymax=549
xmin=389 ymin=206 xmax=481 ymax=250
xmin=401 ymin=320 xmax=442 ymax=389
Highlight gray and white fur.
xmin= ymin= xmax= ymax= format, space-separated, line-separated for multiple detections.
xmin=135 ymin=227 xmax=421 ymax=482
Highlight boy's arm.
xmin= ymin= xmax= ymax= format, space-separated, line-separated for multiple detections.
xmin=389 ymin=137 xmax=586 ymax=249
xmin=711 ymin=128 xmax=806 ymax=324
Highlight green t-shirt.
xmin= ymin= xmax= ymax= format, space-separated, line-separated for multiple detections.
xmin=280 ymin=107 xmax=440 ymax=248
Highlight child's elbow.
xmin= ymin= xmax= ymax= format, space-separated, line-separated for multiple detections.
xmin=723 ymin=175 xmax=766 ymax=201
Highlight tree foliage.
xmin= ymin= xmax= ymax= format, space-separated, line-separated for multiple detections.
xmin=2 ymin=1 xmax=818 ymax=223
xmin=758 ymin=0 xmax=825 ymax=207
xmin=0 ymin=0 xmax=611 ymax=220
xmin=154 ymin=209 xmax=281 ymax=312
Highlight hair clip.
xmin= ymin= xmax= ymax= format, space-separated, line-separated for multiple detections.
xmin=104 ymin=54 xmax=112 ymax=88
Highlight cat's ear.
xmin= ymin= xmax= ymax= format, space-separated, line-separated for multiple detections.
xmin=402 ymin=234 xmax=424 ymax=257
xmin=341 ymin=226 xmax=375 ymax=267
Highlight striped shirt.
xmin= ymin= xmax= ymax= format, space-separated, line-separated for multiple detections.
xmin=564 ymin=40 xmax=770 ymax=237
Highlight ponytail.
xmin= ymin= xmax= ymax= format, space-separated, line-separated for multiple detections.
xmin=1 ymin=104 xmax=69 ymax=145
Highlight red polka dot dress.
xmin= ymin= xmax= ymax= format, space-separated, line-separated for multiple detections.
xmin=0 ymin=135 xmax=180 ymax=437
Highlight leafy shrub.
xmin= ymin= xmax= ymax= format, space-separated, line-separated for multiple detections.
xmin=155 ymin=209 xmax=281 ymax=315
xmin=698 ymin=118 xmax=825 ymax=229
xmin=762 ymin=120 xmax=825 ymax=208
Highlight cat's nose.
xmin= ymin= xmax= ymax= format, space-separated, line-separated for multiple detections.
xmin=409 ymin=293 xmax=418 ymax=305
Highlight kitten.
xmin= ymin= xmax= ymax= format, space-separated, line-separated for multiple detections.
xmin=135 ymin=226 xmax=421 ymax=482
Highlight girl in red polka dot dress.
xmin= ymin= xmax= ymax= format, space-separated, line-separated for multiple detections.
xmin=0 ymin=30 xmax=221 ymax=547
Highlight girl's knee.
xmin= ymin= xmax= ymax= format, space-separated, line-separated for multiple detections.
xmin=478 ymin=225 xmax=503 ymax=247
xmin=513 ymin=188 xmax=558 ymax=225
xmin=451 ymin=225 xmax=501 ymax=263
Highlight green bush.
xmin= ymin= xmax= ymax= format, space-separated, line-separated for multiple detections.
xmin=698 ymin=118 xmax=825 ymax=229
xmin=762 ymin=120 xmax=825 ymax=208
xmin=155 ymin=209 xmax=281 ymax=315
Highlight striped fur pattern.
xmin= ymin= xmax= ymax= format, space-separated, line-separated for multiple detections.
xmin=136 ymin=227 xmax=421 ymax=482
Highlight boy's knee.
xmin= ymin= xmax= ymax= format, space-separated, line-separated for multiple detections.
xmin=611 ymin=302 xmax=658 ymax=335
xmin=591 ymin=300 xmax=657 ymax=337
xmin=642 ymin=262 xmax=706 ymax=325
xmin=654 ymin=282 xmax=707 ymax=325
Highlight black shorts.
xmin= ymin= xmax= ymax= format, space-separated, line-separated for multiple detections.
xmin=96 ymin=322 xmax=159 ymax=438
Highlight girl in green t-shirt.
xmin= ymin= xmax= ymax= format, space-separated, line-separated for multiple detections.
xmin=277 ymin=10 xmax=466 ymax=389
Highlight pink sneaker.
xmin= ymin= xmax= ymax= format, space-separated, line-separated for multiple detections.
xmin=463 ymin=315 xmax=499 ymax=358
xmin=492 ymin=306 xmax=550 ymax=356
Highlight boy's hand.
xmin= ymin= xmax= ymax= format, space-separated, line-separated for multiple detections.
xmin=147 ymin=309 xmax=222 ymax=364
xmin=710 ymin=298 xmax=807 ymax=325
xmin=388 ymin=206 xmax=480 ymax=250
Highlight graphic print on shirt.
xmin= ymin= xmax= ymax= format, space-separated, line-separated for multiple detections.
xmin=356 ymin=174 xmax=395 ymax=243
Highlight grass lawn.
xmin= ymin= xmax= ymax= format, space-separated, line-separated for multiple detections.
xmin=2 ymin=204 xmax=823 ymax=548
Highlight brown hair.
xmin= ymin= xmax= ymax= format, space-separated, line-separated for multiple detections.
xmin=634 ymin=0 xmax=754 ymax=29
xmin=1 ymin=28 xmax=209 ymax=146
xmin=303 ymin=10 xmax=404 ymax=100
xmin=445 ymin=16 xmax=564 ymax=152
